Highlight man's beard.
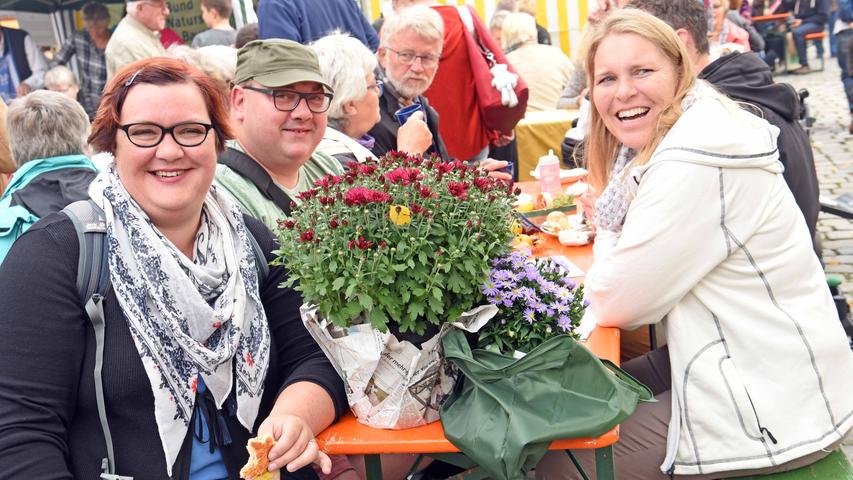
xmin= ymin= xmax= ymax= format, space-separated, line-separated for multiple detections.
xmin=387 ymin=72 xmax=433 ymax=100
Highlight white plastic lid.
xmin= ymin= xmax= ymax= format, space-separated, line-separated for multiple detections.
xmin=538 ymin=149 xmax=559 ymax=166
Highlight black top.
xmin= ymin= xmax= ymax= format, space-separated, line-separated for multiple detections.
xmin=700 ymin=52 xmax=820 ymax=247
xmin=0 ymin=213 xmax=347 ymax=479
xmin=368 ymin=78 xmax=450 ymax=160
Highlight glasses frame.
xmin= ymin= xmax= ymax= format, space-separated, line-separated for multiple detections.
xmin=368 ymin=80 xmax=384 ymax=96
xmin=242 ymin=85 xmax=333 ymax=113
xmin=119 ymin=122 xmax=214 ymax=148
xmin=382 ymin=47 xmax=440 ymax=68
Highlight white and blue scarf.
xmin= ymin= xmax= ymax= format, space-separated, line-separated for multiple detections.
xmin=88 ymin=166 xmax=270 ymax=475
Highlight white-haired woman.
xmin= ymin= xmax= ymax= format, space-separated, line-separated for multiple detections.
xmin=44 ymin=65 xmax=81 ymax=101
xmin=311 ymin=31 xmax=433 ymax=166
xmin=0 ymin=90 xmax=97 ymax=260
xmin=501 ymin=12 xmax=573 ymax=112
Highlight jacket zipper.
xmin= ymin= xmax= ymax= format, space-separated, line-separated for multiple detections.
xmin=743 ymin=386 xmax=778 ymax=444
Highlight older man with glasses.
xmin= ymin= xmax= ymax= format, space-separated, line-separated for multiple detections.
xmin=214 ymin=39 xmax=345 ymax=230
xmin=105 ymin=0 xmax=169 ymax=80
xmin=368 ymin=5 xmax=450 ymax=160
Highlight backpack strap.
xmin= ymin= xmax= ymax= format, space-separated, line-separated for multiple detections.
xmin=246 ymin=226 xmax=269 ymax=286
xmin=218 ymin=147 xmax=293 ymax=216
xmin=63 ymin=200 xmax=133 ymax=480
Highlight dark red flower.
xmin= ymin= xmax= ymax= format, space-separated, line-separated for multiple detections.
xmin=384 ymin=167 xmax=422 ymax=185
xmin=319 ymin=196 xmax=336 ymax=206
xmin=278 ymin=219 xmax=296 ymax=230
xmin=472 ymin=177 xmax=491 ymax=192
xmin=343 ymin=187 xmax=392 ymax=205
xmin=417 ymin=184 xmax=436 ymax=199
xmin=379 ymin=241 xmax=388 ymax=248
xmin=433 ymin=161 xmax=454 ymax=176
xmin=298 ymin=230 xmax=315 ymax=243
xmin=410 ymin=202 xmax=425 ymax=215
xmin=448 ymin=181 xmax=470 ymax=200
xmin=296 ymin=189 xmax=318 ymax=200
xmin=355 ymin=236 xmax=374 ymax=250
xmin=313 ymin=176 xmax=331 ymax=190
xmin=329 ymin=219 xmax=339 ymax=229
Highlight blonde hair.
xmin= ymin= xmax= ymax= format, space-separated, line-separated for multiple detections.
xmin=501 ymin=12 xmax=537 ymax=50
xmin=583 ymin=8 xmax=695 ymax=191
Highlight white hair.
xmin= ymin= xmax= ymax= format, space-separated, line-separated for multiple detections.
xmin=167 ymin=44 xmax=237 ymax=85
xmin=380 ymin=4 xmax=444 ymax=47
xmin=126 ymin=1 xmax=142 ymax=16
xmin=44 ymin=65 xmax=79 ymax=89
xmin=7 ymin=90 xmax=89 ymax=167
xmin=311 ymin=31 xmax=378 ymax=124
xmin=501 ymin=12 xmax=537 ymax=49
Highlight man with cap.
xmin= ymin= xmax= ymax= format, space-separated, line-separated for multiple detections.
xmin=105 ymin=0 xmax=169 ymax=80
xmin=214 ymin=39 xmax=344 ymax=230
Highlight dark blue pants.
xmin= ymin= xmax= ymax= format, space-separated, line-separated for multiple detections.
xmin=792 ymin=22 xmax=825 ymax=67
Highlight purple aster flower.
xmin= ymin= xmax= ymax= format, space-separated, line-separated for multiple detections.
xmin=554 ymin=302 xmax=570 ymax=314
xmin=523 ymin=308 xmax=536 ymax=323
xmin=481 ymin=279 xmax=499 ymax=297
xmin=566 ymin=279 xmax=577 ymax=289
xmin=557 ymin=315 xmax=573 ymax=331
xmin=583 ymin=298 xmax=591 ymax=307
xmin=493 ymin=269 xmax=513 ymax=282
xmin=556 ymin=288 xmax=573 ymax=302
xmin=531 ymin=298 xmax=548 ymax=314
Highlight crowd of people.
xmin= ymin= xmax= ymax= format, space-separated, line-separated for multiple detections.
xmin=0 ymin=0 xmax=850 ymax=479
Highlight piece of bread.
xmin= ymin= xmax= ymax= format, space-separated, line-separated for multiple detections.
xmin=240 ymin=435 xmax=280 ymax=480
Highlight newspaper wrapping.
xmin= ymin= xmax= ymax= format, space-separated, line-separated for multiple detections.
xmin=300 ymin=304 xmax=497 ymax=429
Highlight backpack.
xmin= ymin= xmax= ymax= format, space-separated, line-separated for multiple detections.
xmin=61 ymin=199 xmax=269 ymax=480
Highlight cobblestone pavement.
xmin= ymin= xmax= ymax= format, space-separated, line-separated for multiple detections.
xmin=771 ymin=48 xmax=853 ymax=462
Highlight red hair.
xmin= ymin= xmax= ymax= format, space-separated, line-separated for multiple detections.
xmin=89 ymin=57 xmax=234 ymax=154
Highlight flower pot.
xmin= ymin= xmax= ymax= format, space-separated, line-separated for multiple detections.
xmin=300 ymin=304 xmax=496 ymax=429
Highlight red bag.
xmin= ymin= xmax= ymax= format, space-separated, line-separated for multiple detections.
xmin=457 ymin=5 xmax=528 ymax=134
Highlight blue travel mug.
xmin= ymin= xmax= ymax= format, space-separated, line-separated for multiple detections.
xmin=395 ymin=103 xmax=425 ymax=125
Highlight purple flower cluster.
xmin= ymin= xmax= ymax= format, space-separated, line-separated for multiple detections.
xmin=479 ymin=250 xmax=587 ymax=354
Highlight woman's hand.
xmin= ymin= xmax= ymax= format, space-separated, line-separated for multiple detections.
xmin=578 ymin=185 xmax=598 ymax=221
xmin=479 ymin=159 xmax=512 ymax=181
xmin=257 ymin=413 xmax=332 ymax=475
xmin=396 ymin=111 xmax=433 ymax=155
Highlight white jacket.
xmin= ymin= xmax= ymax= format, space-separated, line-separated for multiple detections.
xmin=586 ymin=82 xmax=853 ymax=476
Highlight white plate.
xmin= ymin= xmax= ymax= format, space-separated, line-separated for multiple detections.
xmin=529 ymin=167 xmax=588 ymax=182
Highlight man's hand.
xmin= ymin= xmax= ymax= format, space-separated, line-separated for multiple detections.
xmin=15 ymin=83 xmax=32 ymax=97
xmin=397 ymin=111 xmax=433 ymax=155
xmin=257 ymin=413 xmax=331 ymax=475
xmin=790 ymin=18 xmax=803 ymax=28
xmin=479 ymin=158 xmax=512 ymax=181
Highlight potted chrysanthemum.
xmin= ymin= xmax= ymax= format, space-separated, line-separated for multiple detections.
xmin=274 ymin=152 xmax=516 ymax=428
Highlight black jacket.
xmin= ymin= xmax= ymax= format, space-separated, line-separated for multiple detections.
xmin=791 ymin=0 xmax=830 ymax=25
xmin=368 ymin=75 xmax=450 ymax=160
xmin=1 ymin=27 xmax=32 ymax=83
xmin=700 ymin=52 xmax=819 ymax=245
xmin=0 ymin=213 xmax=347 ymax=479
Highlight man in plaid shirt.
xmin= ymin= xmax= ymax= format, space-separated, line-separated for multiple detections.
xmin=50 ymin=2 xmax=110 ymax=119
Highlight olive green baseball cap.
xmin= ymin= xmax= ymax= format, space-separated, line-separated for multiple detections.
xmin=234 ymin=39 xmax=333 ymax=92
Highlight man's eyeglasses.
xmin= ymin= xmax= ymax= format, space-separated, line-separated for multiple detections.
xmin=368 ymin=80 xmax=384 ymax=96
xmin=242 ymin=86 xmax=333 ymax=113
xmin=119 ymin=122 xmax=214 ymax=148
xmin=383 ymin=47 xmax=440 ymax=68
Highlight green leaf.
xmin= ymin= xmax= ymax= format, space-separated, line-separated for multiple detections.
xmin=431 ymin=287 xmax=442 ymax=301
xmin=344 ymin=282 xmax=357 ymax=298
xmin=332 ymin=277 xmax=346 ymax=291
xmin=407 ymin=301 xmax=425 ymax=321
xmin=357 ymin=293 xmax=374 ymax=311
xmin=368 ymin=308 xmax=388 ymax=332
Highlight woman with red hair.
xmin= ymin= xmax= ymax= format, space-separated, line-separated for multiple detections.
xmin=0 ymin=57 xmax=346 ymax=480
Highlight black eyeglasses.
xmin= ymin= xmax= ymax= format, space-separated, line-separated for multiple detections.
xmin=368 ymin=80 xmax=384 ymax=96
xmin=242 ymin=86 xmax=333 ymax=113
xmin=382 ymin=47 xmax=440 ymax=68
xmin=119 ymin=122 xmax=214 ymax=148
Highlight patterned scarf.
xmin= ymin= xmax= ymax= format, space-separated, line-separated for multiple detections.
xmin=593 ymin=146 xmax=637 ymax=233
xmin=88 ymin=166 xmax=270 ymax=475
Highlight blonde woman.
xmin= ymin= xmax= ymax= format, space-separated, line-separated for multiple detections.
xmin=538 ymin=8 xmax=853 ymax=480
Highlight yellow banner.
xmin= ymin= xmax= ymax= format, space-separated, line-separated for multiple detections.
xmin=367 ymin=0 xmax=590 ymax=57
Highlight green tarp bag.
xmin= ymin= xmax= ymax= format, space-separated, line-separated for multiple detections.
xmin=440 ymin=329 xmax=653 ymax=480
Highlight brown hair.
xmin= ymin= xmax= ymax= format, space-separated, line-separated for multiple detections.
xmin=89 ymin=57 xmax=233 ymax=154
xmin=583 ymin=8 xmax=696 ymax=191
xmin=201 ymin=0 xmax=232 ymax=19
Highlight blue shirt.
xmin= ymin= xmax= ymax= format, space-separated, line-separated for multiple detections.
xmin=189 ymin=377 xmax=229 ymax=480
xmin=258 ymin=0 xmax=379 ymax=51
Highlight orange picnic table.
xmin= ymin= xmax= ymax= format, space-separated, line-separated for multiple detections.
xmin=751 ymin=12 xmax=791 ymax=23
xmin=316 ymin=181 xmax=622 ymax=479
